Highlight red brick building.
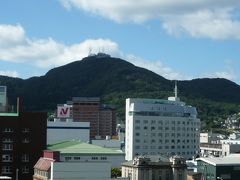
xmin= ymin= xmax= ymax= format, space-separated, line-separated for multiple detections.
xmin=71 ymin=97 xmax=116 ymax=139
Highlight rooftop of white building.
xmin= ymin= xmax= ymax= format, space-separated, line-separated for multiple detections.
xmin=47 ymin=141 xmax=124 ymax=155
xmin=197 ymin=156 xmax=240 ymax=166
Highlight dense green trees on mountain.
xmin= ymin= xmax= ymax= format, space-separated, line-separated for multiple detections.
xmin=1 ymin=55 xmax=240 ymax=129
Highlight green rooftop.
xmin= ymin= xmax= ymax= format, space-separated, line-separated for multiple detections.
xmin=0 ymin=113 xmax=18 ymax=117
xmin=47 ymin=141 xmax=124 ymax=155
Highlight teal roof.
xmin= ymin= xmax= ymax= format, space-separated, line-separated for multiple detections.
xmin=0 ymin=113 xmax=18 ymax=117
xmin=47 ymin=141 xmax=124 ymax=155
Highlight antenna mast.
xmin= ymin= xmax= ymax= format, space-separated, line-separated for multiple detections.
xmin=174 ymin=80 xmax=178 ymax=99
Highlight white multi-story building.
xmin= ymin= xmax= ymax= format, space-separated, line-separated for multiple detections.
xmin=0 ymin=86 xmax=7 ymax=112
xmin=125 ymin=95 xmax=200 ymax=161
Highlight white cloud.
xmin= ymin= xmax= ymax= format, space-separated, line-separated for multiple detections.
xmin=0 ymin=70 xmax=19 ymax=77
xmin=0 ymin=24 xmax=120 ymax=68
xmin=162 ymin=9 xmax=240 ymax=39
xmin=125 ymin=54 xmax=190 ymax=80
xmin=59 ymin=0 xmax=240 ymax=40
xmin=0 ymin=24 xmax=187 ymax=80
xmin=0 ymin=24 xmax=26 ymax=48
xmin=204 ymin=60 xmax=237 ymax=81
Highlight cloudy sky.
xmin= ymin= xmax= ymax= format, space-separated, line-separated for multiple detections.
xmin=0 ymin=0 xmax=240 ymax=84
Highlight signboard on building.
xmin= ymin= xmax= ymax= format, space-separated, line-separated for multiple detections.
xmin=57 ymin=106 xmax=70 ymax=118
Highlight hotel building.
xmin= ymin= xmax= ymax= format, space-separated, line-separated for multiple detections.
xmin=125 ymin=91 xmax=200 ymax=161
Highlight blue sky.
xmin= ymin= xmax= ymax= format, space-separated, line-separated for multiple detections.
xmin=0 ymin=0 xmax=240 ymax=84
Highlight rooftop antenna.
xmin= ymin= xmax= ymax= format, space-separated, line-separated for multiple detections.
xmin=174 ymin=80 xmax=178 ymax=99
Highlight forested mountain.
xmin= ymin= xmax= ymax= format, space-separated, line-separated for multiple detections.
xmin=1 ymin=55 xmax=240 ymax=129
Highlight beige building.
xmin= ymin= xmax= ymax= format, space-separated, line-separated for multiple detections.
xmin=122 ymin=156 xmax=187 ymax=180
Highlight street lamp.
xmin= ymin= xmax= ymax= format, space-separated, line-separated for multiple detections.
xmin=217 ymin=177 xmax=223 ymax=180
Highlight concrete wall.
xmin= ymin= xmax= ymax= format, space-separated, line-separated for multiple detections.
xmin=51 ymin=161 xmax=111 ymax=180
xmin=47 ymin=121 xmax=90 ymax=144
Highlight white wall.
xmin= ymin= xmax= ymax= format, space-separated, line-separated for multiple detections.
xmin=60 ymin=154 xmax=125 ymax=168
xmin=47 ymin=121 xmax=90 ymax=144
xmin=51 ymin=161 xmax=111 ymax=180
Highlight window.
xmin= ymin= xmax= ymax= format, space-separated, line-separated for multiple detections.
xmin=135 ymin=146 xmax=140 ymax=149
xmin=2 ymin=144 xmax=13 ymax=150
xmin=101 ymin=157 xmax=107 ymax=160
xmin=2 ymin=155 xmax=13 ymax=162
xmin=2 ymin=138 xmax=13 ymax=143
xmin=135 ymin=139 xmax=140 ymax=143
xmin=144 ymin=126 xmax=148 ymax=130
xmin=135 ymin=120 xmax=140 ymax=124
xmin=151 ymin=120 xmax=156 ymax=124
xmin=65 ymin=157 xmax=71 ymax=161
xmin=74 ymin=157 xmax=81 ymax=160
xmin=3 ymin=128 xmax=13 ymax=133
xmin=92 ymin=157 xmax=98 ymax=160
xmin=135 ymin=126 xmax=140 ymax=130
xmin=22 ymin=128 xmax=30 ymax=133
xmin=135 ymin=132 xmax=140 ymax=136
xmin=22 ymin=154 xmax=29 ymax=162
xmin=22 ymin=138 xmax=30 ymax=143
xmin=2 ymin=166 xmax=12 ymax=174
xmin=22 ymin=166 xmax=29 ymax=174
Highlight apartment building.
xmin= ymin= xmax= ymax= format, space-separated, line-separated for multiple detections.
xmin=0 ymin=98 xmax=47 ymax=180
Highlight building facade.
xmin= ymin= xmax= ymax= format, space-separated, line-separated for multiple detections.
xmin=58 ymin=97 xmax=116 ymax=139
xmin=0 ymin=98 xmax=47 ymax=180
xmin=47 ymin=141 xmax=125 ymax=168
xmin=122 ymin=155 xmax=187 ymax=180
xmin=125 ymin=98 xmax=200 ymax=161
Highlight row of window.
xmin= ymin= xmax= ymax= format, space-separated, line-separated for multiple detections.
xmin=135 ymin=151 xmax=196 ymax=156
xmin=2 ymin=139 xmax=30 ymax=150
xmin=1 ymin=128 xmax=30 ymax=133
xmin=135 ymin=139 xmax=198 ymax=143
xmin=2 ymin=154 xmax=29 ymax=162
xmin=135 ymin=126 xmax=199 ymax=131
xmin=2 ymin=166 xmax=29 ymax=174
xmin=64 ymin=156 xmax=108 ymax=161
xmin=135 ymin=145 xmax=197 ymax=149
xmin=135 ymin=132 xmax=199 ymax=137
xmin=135 ymin=119 xmax=200 ymax=126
